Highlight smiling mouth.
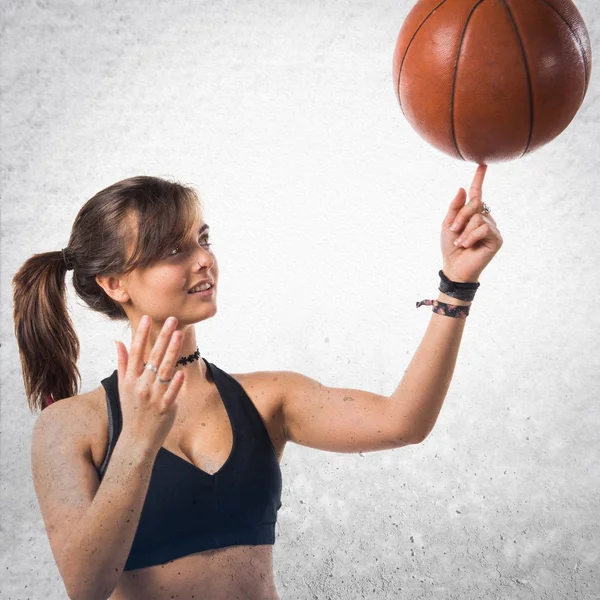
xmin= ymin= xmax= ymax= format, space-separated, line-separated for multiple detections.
xmin=187 ymin=284 xmax=215 ymax=295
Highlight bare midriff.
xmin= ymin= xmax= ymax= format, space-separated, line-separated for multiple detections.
xmin=110 ymin=544 xmax=279 ymax=599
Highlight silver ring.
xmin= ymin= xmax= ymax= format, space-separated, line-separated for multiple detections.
xmin=144 ymin=362 xmax=171 ymax=383
xmin=481 ymin=202 xmax=491 ymax=214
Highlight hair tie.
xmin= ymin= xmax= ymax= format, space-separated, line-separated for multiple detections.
xmin=61 ymin=248 xmax=74 ymax=271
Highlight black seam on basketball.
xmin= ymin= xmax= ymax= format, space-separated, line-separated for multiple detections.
xmin=397 ymin=0 xmax=449 ymax=117
xmin=450 ymin=0 xmax=488 ymax=162
xmin=536 ymin=0 xmax=589 ymax=99
xmin=501 ymin=0 xmax=534 ymax=158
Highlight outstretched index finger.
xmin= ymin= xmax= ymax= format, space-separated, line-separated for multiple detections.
xmin=468 ymin=164 xmax=488 ymax=202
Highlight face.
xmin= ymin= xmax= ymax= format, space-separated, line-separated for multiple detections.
xmin=137 ymin=218 xmax=217 ymax=327
xmin=100 ymin=216 xmax=219 ymax=328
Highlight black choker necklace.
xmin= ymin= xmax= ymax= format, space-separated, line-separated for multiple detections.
xmin=144 ymin=347 xmax=201 ymax=368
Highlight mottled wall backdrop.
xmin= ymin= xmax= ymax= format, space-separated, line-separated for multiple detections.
xmin=1 ymin=1 xmax=599 ymax=598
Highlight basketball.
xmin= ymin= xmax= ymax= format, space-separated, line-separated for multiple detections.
xmin=392 ymin=0 xmax=592 ymax=163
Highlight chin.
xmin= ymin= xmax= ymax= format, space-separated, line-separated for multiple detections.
xmin=197 ymin=303 xmax=218 ymax=320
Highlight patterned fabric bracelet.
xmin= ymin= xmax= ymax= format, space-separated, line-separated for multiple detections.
xmin=416 ymin=299 xmax=471 ymax=318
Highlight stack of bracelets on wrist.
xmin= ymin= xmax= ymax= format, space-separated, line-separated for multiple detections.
xmin=416 ymin=270 xmax=480 ymax=319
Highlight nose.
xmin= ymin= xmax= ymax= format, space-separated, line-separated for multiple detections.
xmin=194 ymin=246 xmax=216 ymax=270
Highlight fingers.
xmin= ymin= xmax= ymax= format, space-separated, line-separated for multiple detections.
xmin=157 ymin=333 xmax=186 ymax=411
xmin=155 ymin=325 xmax=183 ymax=385
xmin=143 ymin=317 xmax=179 ymax=382
xmin=454 ymin=213 xmax=492 ymax=247
xmin=482 ymin=210 xmax=497 ymax=227
xmin=128 ymin=315 xmax=151 ymax=378
xmin=125 ymin=315 xmax=168 ymax=379
xmin=457 ymin=222 xmax=490 ymax=248
xmin=446 ymin=188 xmax=467 ymax=229
xmin=469 ymin=164 xmax=487 ymax=200
xmin=450 ymin=164 xmax=488 ymax=232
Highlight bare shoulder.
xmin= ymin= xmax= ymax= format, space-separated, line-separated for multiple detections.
xmin=228 ymin=370 xmax=288 ymax=455
xmin=228 ymin=370 xmax=285 ymax=416
xmin=35 ymin=386 xmax=109 ymax=472
xmin=36 ymin=387 xmax=104 ymax=435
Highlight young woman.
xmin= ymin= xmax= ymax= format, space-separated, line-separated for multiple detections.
xmin=13 ymin=167 xmax=502 ymax=599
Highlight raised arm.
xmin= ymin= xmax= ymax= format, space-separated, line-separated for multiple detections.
xmin=276 ymin=165 xmax=503 ymax=451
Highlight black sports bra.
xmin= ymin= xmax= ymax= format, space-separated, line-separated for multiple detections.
xmin=98 ymin=357 xmax=283 ymax=571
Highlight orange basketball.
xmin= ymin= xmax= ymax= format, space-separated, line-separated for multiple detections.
xmin=392 ymin=0 xmax=592 ymax=163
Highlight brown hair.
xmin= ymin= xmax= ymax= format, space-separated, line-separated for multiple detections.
xmin=12 ymin=175 xmax=204 ymax=413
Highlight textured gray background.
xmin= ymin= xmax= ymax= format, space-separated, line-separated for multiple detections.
xmin=1 ymin=0 xmax=599 ymax=598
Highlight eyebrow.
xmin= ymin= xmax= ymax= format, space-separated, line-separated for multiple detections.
xmin=199 ymin=224 xmax=210 ymax=234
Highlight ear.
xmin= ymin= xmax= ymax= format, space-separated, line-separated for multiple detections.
xmin=95 ymin=274 xmax=130 ymax=304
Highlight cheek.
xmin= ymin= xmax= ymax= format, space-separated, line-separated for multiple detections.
xmin=151 ymin=270 xmax=186 ymax=292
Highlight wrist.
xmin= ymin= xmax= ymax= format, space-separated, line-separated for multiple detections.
xmin=437 ymin=292 xmax=472 ymax=306
xmin=114 ymin=434 xmax=157 ymax=465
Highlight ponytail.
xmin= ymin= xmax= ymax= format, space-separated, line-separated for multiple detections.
xmin=12 ymin=250 xmax=81 ymax=412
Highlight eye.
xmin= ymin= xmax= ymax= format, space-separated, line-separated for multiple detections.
xmin=170 ymin=235 xmax=212 ymax=257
